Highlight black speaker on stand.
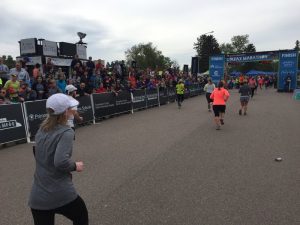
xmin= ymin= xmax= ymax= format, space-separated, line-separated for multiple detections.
xmin=191 ymin=57 xmax=199 ymax=75
xmin=183 ymin=64 xmax=188 ymax=73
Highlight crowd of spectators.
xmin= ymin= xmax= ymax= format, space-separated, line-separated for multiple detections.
xmin=0 ymin=55 xmax=206 ymax=105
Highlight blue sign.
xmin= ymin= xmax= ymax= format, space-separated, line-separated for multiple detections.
xmin=278 ymin=50 xmax=298 ymax=91
xmin=209 ymin=55 xmax=225 ymax=84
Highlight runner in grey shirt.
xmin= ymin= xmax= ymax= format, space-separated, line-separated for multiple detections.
xmin=29 ymin=93 xmax=88 ymax=225
xmin=238 ymin=80 xmax=251 ymax=115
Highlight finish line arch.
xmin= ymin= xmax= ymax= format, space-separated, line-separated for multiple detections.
xmin=209 ymin=50 xmax=298 ymax=91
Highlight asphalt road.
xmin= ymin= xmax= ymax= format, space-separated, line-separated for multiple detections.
xmin=0 ymin=88 xmax=299 ymax=225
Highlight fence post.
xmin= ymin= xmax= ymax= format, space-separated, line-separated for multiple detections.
xmin=22 ymin=102 xmax=32 ymax=143
xmin=90 ymin=94 xmax=96 ymax=124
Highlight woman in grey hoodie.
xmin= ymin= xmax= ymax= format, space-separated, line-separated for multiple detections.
xmin=29 ymin=93 xmax=88 ymax=225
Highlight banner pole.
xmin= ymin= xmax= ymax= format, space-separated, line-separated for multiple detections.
xmin=22 ymin=102 xmax=31 ymax=143
xmin=130 ymin=92 xmax=134 ymax=114
xmin=158 ymin=88 xmax=160 ymax=107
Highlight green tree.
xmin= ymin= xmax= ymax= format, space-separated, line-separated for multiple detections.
xmin=193 ymin=34 xmax=221 ymax=73
xmin=2 ymin=55 xmax=15 ymax=69
xmin=125 ymin=42 xmax=173 ymax=70
xmin=231 ymin=35 xmax=250 ymax=53
xmin=220 ymin=35 xmax=256 ymax=54
xmin=244 ymin=43 xmax=256 ymax=53
xmin=220 ymin=43 xmax=234 ymax=54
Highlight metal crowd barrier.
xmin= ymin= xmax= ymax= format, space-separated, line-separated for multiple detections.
xmin=0 ymin=85 xmax=203 ymax=145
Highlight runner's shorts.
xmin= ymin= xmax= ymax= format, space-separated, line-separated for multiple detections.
xmin=240 ymin=96 xmax=250 ymax=103
xmin=213 ymin=105 xmax=226 ymax=117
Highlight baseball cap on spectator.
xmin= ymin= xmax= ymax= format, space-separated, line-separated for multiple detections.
xmin=11 ymin=74 xmax=17 ymax=77
xmin=46 ymin=93 xmax=78 ymax=115
xmin=66 ymin=84 xmax=77 ymax=93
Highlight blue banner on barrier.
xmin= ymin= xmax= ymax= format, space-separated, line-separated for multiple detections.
xmin=278 ymin=50 xmax=298 ymax=91
xmin=209 ymin=55 xmax=225 ymax=85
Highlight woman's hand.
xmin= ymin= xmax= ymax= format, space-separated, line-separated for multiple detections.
xmin=75 ymin=161 xmax=84 ymax=172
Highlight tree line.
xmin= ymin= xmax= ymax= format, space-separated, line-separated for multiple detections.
xmin=125 ymin=35 xmax=300 ymax=73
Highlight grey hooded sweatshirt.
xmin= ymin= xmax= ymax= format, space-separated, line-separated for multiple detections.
xmin=29 ymin=125 xmax=77 ymax=210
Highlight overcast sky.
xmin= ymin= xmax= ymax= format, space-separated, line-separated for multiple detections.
xmin=1 ymin=0 xmax=300 ymax=67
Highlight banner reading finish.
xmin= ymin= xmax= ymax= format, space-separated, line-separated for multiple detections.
xmin=209 ymin=55 xmax=225 ymax=85
xmin=278 ymin=50 xmax=298 ymax=91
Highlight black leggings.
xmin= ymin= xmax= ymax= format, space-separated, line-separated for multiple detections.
xmin=31 ymin=195 xmax=88 ymax=225
xmin=177 ymin=94 xmax=184 ymax=106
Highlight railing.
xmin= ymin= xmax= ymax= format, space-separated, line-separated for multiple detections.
xmin=0 ymin=85 xmax=203 ymax=145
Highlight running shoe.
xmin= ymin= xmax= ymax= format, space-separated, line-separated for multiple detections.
xmin=244 ymin=112 xmax=247 ymax=115
xmin=216 ymin=125 xmax=221 ymax=130
xmin=239 ymin=109 xmax=242 ymax=115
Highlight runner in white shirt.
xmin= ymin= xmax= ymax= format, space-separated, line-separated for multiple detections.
xmin=65 ymin=85 xmax=83 ymax=137
xmin=203 ymin=79 xmax=215 ymax=112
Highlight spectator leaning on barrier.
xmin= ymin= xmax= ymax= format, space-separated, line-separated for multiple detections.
xmin=0 ymin=89 xmax=11 ymax=104
xmin=77 ymin=82 xmax=90 ymax=97
xmin=0 ymin=57 xmax=10 ymax=84
xmin=18 ymin=82 xmax=32 ymax=102
xmin=3 ymin=74 xmax=20 ymax=102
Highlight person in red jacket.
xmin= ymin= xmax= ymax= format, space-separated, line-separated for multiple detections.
xmin=210 ymin=81 xmax=230 ymax=130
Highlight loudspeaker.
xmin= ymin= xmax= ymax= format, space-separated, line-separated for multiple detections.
xmin=59 ymin=42 xmax=76 ymax=56
xmin=183 ymin=64 xmax=188 ymax=73
xmin=191 ymin=57 xmax=199 ymax=75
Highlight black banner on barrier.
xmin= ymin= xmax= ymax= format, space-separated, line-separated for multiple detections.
xmin=146 ymin=89 xmax=158 ymax=107
xmin=115 ymin=91 xmax=132 ymax=114
xmin=132 ymin=89 xmax=146 ymax=110
xmin=168 ymin=87 xmax=176 ymax=102
xmin=0 ymin=104 xmax=27 ymax=144
xmin=93 ymin=93 xmax=116 ymax=118
xmin=76 ymin=96 xmax=94 ymax=123
xmin=159 ymin=88 xmax=168 ymax=105
xmin=25 ymin=100 xmax=47 ymax=137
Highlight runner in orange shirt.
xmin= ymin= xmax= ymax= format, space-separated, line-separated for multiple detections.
xmin=210 ymin=81 xmax=230 ymax=130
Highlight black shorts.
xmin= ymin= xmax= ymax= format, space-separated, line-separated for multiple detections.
xmin=213 ymin=105 xmax=226 ymax=117
xmin=206 ymin=93 xmax=213 ymax=103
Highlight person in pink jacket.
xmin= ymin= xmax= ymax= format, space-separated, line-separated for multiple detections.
xmin=210 ymin=81 xmax=230 ymax=130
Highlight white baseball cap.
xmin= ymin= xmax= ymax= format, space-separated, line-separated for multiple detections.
xmin=46 ymin=93 xmax=76 ymax=115
xmin=66 ymin=84 xmax=77 ymax=93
